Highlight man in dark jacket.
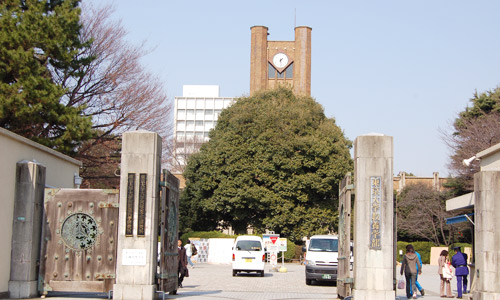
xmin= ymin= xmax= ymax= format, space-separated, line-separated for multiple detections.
xmin=178 ymin=239 xmax=188 ymax=288
xmin=452 ymin=246 xmax=469 ymax=298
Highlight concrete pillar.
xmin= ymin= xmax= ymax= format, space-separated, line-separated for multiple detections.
xmin=473 ymin=171 xmax=500 ymax=300
xmin=352 ymin=134 xmax=395 ymax=300
xmin=250 ymin=26 xmax=268 ymax=96
xmin=293 ymin=26 xmax=312 ymax=96
xmin=8 ymin=161 xmax=46 ymax=298
xmin=113 ymin=130 xmax=162 ymax=300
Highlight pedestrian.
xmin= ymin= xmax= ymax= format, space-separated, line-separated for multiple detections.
xmin=400 ymin=244 xmax=422 ymax=299
xmin=452 ymin=246 xmax=469 ymax=298
xmin=462 ymin=251 xmax=469 ymax=294
xmin=411 ymin=250 xmax=425 ymax=296
xmin=178 ymin=239 xmax=189 ymax=288
xmin=184 ymin=239 xmax=195 ymax=268
xmin=438 ymin=249 xmax=453 ymax=298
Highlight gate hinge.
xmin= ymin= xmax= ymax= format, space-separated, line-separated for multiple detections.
xmin=95 ymin=273 xmax=116 ymax=280
xmin=346 ymin=184 xmax=355 ymax=190
xmin=98 ymin=202 xmax=119 ymax=208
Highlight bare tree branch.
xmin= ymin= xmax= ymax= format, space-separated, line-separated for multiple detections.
xmin=58 ymin=3 xmax=173 ymax=187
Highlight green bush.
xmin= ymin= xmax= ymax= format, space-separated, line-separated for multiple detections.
xmin=180 ymin=231 xmax=237 ymax=243
xmin=397 ymin=241 xmax=433 ymax=264
xmin=397 ymin=241 xmax=472 ymax=264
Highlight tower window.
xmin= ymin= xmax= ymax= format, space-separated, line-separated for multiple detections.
xmin=268 ymin=62 xmax=293 ymax=79
xmin=285 ymin=62 xmax=293 ymax=78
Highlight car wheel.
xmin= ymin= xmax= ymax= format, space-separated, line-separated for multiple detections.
xmin=232 ymin=270 xmax=237 ymax=277
xmin=306 ymin=279 xmax=312 ymax=285
xmin=260 ymin=270 xmax=264 ymax=277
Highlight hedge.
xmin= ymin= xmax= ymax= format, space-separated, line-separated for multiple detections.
xmin=397 ymin=241 xmax=472 ymax=264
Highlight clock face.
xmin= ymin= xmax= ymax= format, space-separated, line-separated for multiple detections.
xmin=273 ymin=53 xmax=289 ymax=68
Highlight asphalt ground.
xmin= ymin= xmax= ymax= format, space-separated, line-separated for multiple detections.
xmin=3 ymin=263 xmax=472 ymax=300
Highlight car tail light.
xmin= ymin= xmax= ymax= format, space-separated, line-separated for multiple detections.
xmin=262 ymin=254 xmax=266 ymax=262
xmin=232 ymin=253 xmax=235 ymax=261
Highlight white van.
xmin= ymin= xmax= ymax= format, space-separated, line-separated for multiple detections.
xmin=232 ymin=236 xmax=266 ymax=277
xmin=303 ymin=235 xmax=339 ymax=285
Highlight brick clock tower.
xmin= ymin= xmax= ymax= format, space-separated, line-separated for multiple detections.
xmin=250 ymin=26 xmax=311 ymax=96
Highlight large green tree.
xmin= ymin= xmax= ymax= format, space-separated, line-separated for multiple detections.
xmin=181 ymin=88 xmax=353 ymax=242
xmin=443 ymin=86 xmax=500 ymax=192
xmin=0 ymin=0 xmax=93 ymax=154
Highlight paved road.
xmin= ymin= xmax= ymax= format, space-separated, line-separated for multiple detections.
xmin=4 ymin=263 xmax=472 ymax=300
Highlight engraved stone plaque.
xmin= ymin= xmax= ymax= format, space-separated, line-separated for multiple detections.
xmin=137 ymin=173 xmax=147 ymax=237
xmin=125 ymin=173 xmax=135 ymax=236
xmin=369 ymin=176 xmax=382 ymax=250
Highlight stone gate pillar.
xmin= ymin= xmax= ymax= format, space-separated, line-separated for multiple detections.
xmin=473 ymin=170 xmax=500 ymax=300
xmin=113 ymin=130 xmax=162 ymax=300
xmin=352 ymin=134 xmax=395 ymax=300
xmin=9 ymin=161 xmax=46 ymax=298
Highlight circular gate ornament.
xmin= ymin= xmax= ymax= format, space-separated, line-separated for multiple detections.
xmin=61 ymin=213 xmax=98 ymax=250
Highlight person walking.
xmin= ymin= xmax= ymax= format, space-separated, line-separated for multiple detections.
xmin=184 ymin=239 xmax=195 ymax=268
xmin=438 ymin=249 xmax=453 ymax=298
xmin=462 ymin=251 xmax=469 ymax=294
xmin=400 ymin=244 xmax=422 ymax=299
xmin=413 ymin=250 xmax=425 ymax=296
xmin=452 ymin=246 xmax=469 ymax=298
xmin=177 ymin=239 xmax=189 ymax=288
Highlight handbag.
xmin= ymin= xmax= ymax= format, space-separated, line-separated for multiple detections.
xmin=397 ymin=277 xmax=405 ymax=289
xmin=442 ymin=262 xmax=453 ymax=280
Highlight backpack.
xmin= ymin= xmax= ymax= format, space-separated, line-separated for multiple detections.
xmin=191 ymin=244 xmax=198 ymax=256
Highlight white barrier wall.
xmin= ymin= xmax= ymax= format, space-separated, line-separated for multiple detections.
xmin=207 ymin=238 xmax=235 ymax=264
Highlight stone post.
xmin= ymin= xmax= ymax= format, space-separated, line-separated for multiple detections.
xmin=352 ymin=134 xmax=395 ymax=300
xmin=113 ymin=130 xmax=162 ymax=300
xmin=9 ymin=161 xmax=46 ymax=298
xmin=473 ymin=171 xmax=500 ymax=300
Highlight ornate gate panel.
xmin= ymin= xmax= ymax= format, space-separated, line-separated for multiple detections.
xmin=158 ymin=170 xmax=180 ymax=294
xmin=337 ymin=173 xmax=353 ymax=299
xmin=39 ymin=189 xmax=119 ymax=295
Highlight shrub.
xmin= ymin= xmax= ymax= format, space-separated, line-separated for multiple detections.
xmin=397 ymin=241 xmax=472 ymax=264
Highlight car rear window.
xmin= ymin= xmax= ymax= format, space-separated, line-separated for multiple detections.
xmin=235 ymin=240 xmax=262 ymax=251
xmin=308 ymin=239 xmax=338 ymax=252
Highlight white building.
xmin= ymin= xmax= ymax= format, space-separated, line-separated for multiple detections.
xmin=172 ymin=85 xmax=235 ymax=174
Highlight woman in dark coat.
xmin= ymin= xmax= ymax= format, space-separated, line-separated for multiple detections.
xmin=178 ymin=239 xmax=189 ymax=288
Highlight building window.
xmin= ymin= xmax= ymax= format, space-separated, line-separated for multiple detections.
xmin=177 ymin=109 xmax=186 ymax=120
xmin=285 ymin=62 xmax=293 ymax=78
xmin=186 ymin=120 xmax=195 ymax=131
xmin=268 ymin=62 xmax=293 ymax=79
xmin=268 ymin=63 xmax=277 ymax=79
xmin=195 ymin=120 xmax=204 ymax=131
xmin=177 ymin=120 xmax=185 ymax=131
xmin=196 ymin=109 xmax=204 ymax=119
xmin=214 ymin=109 xmax=222 ymax=118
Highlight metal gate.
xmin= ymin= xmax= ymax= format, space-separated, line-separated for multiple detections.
xmin=337 ymin=173 xmax=353 ymax=299
xmin=39 ymin=189 xmax=119 ymax=295
xmin=158 ymin=170 xmax=180 ymax=294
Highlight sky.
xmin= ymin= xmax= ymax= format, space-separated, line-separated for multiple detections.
xmin=85 ymin=0 xmax=500 ymax=177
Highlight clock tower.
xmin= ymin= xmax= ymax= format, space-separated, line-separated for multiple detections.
xmin=250 ymin=26 xmax=311 ymax=96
